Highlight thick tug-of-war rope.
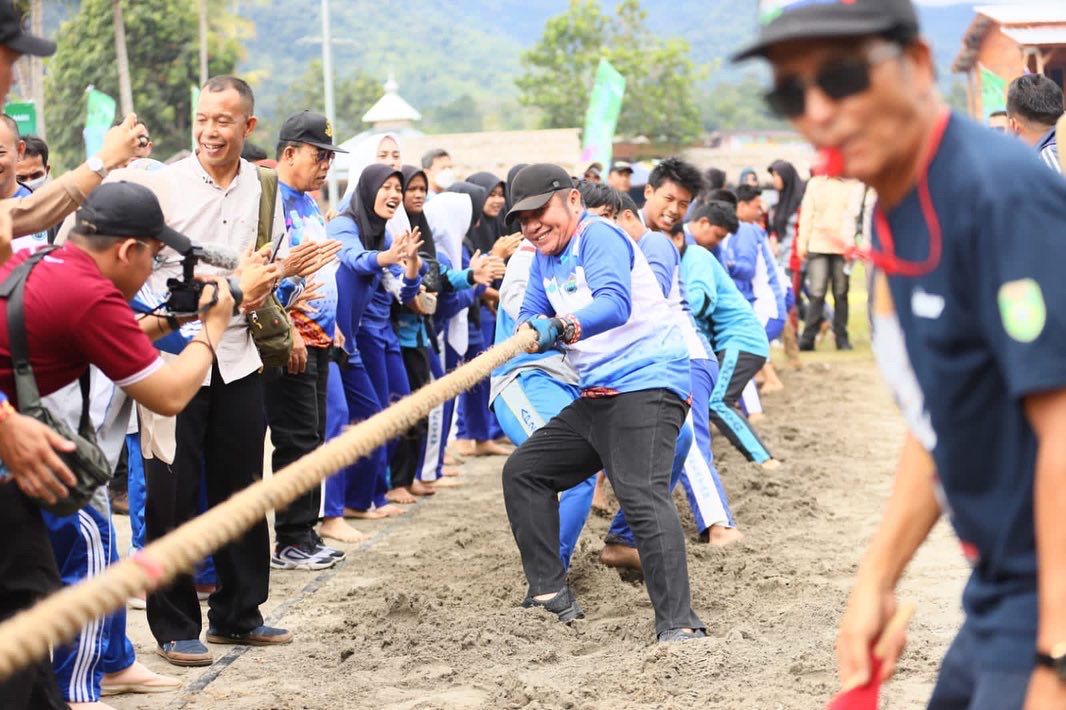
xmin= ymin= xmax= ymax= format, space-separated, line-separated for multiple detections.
xmin=0 ymin=330 xmax=537 ymax=680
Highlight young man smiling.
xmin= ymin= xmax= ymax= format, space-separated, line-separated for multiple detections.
xmin=737 ymin=1 xmax=1066 ymax=706
xmin=501 ymin=163 xmax=704 ymax=642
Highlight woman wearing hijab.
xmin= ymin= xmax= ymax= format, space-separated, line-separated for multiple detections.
xmin=323 ymin=165 xmax=423 ymax=528
xmin=393 ymin=167 xmax=504 ymax=491
xmin=335 ymin=132 xmax=404 ymax=209
xmin=738 ymin=167 xmax=759 ymax=189
xmin=768 ymin=159 xmax=807 ymax=367
xmin=444 ymin=181 xmax=512 ymax=457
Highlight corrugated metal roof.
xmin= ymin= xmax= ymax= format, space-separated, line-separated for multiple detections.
xmin=1001 ymin=25 xmax=1066 ymax=46
xmin=975 ymin=5 xmax=1066 ymax=26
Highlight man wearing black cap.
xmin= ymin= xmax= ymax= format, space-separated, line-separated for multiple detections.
xmin=0 ymin=182 xmax=238 ymax=708
xmin=500 ymin=163 xmax=704 ymax=643
xmin=606 ymin=161 xmax=632 ymax=193
xmin=264 ymin=111 xmax=353 ymax=561
xmin=737 ymin=1 xmax=1066 ymax=706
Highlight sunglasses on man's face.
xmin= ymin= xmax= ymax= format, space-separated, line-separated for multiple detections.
xmin=764 ymin=43 xmax=901 ymax=119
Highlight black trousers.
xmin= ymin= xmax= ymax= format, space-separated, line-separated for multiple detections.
xmin=0 ymin=487 xmax=65 ymax=709
xmin=393 ymin=346 xmax=433 ymax=489
xmin=502 ymin=389 xmax=702 ymax=635
xmin=144 ymin=366 xmax=269 ymax=643
xmin=264 ymin=346 xmax=329 ymax=548
xmin=801 ymin=253 xmax=849 ymax=346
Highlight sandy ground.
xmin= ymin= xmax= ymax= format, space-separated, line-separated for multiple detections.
xmin=105 ymin=348 xmax=969 ymax=710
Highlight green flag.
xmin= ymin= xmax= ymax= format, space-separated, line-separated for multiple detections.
xmin=83 ymin=87 xmax=116 ymax=159
xmin=980 ymin=64 xmax=1007 ymax=118
xmin=581 ymin=59 xmax=626 ymax=169
xmin=4 ymin=101 xmax=36 ymax=137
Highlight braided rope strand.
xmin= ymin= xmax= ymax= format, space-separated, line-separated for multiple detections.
xmin=0 ymin=330 xmax=536 ymax=678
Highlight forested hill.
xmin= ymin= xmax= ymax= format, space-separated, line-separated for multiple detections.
xmin=43 ymin=0 xmax=978 ymax=137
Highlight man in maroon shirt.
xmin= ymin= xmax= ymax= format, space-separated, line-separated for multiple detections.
xmin=0 ymin=182 xmax=238 ymax=709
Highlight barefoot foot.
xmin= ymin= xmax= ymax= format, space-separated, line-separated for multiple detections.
xmin=409 ymin=480 xmax=436 ymax=496
xmin=760 ymin=459 xmax=782 ymax=471
xmin=442 ymin=465 xmax=463 ymax=478
xmin=705 ymin=525 xmax=745 ymax=547
xmin=385 ymin=487 xmax=418 ymax=504
xmin=101 ymin=660 xmax=181 ymax=696
xmin=471 ymin=440 xmax=514 ymax=457
xmin=376 ymin=503 xmax=408 ymax=517
xmin=599 ymin=542 xmax=642 ymax=571
xmin=344 ymin=507 xmax=387 ymax=520
xmin=319 ymin=517 xmax=371 ymax=543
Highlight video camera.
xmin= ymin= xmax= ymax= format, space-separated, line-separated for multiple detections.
xmin=164 ymin=245 xmax=244 ymax=316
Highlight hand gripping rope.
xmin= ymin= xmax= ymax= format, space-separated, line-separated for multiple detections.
xmin=0 ymin=330 xmax=537 ymax=679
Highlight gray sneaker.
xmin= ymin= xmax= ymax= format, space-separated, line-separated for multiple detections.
xmin=521 ymin=586 xmax=584 ymax=623
xmin=657 ymin=628 xmax=707 ymax=643
xmin=271 ymin=543 xmax=336 ymax=571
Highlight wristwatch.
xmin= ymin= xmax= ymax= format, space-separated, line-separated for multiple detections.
xmin=1036 ymin=642 xmax=1066 ymax=681
xmin=86 ymin=155 xmax=109 ymax=180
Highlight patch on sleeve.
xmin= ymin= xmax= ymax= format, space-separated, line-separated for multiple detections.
xmin=998 ymin=278 xmax=1046 ymax=343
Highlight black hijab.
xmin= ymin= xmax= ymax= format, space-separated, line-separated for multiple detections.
xmin=446 ymin=181 xmax=488 ymax=252
xmin=505 ymin=163 xmax=528 ymax=212
xmin=769 ymin=160 xmax=805 ymax=240
xmin=342 ymin=163 xmax=403 ymax=252
xmin=466 ymin=171 xmax=506 ymax=252
xmin=400 ymin=164 xmax=435 ymax=258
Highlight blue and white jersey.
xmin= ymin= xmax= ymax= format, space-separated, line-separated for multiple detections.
xmin=9 ymin=184 xmax=51 ymax=253
xmin=637 ymin=230 xmax=713 ymax=362
xmin=750 ymin=224 xmax=788 ymax=325
xmin=517 ymin=214 xmax=690 ymax=401
xmin=490 ymin=239 xmax=579 ymax=404
xmin=681 ymin=242 xmax=769 ymax=358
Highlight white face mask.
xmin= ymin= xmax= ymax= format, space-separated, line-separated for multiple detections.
xmin=435 ymin=168 xmax=456 ymax=190
xmin=24 ymin=176 xmax=47 ymax=191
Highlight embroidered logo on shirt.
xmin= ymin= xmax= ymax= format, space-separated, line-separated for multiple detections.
xmin=998 ymin=278 xmax=1046 ymax=343
xmin=910 ymin=288 xmax=945 ymax=320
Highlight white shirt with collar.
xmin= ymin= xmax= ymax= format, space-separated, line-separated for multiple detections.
xmin=150 ymin=154 xmax=286 ymax=385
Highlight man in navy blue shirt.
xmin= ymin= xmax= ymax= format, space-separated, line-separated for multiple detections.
xmin=738 ymin=1 xmax=1066 ymax=707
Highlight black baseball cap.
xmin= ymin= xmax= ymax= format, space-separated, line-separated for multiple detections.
xmin=0 ymin=1 xmax=55 ymax=57
xmin=279 ymin=110 xmax=348 ymax=153
xmin=75 ymin=182 xmax=191 ymax=253
xmin=609 ymin=161 xmax=633 ymax=174
xmin=505 ymin=164 xmax=574 ymax=226
xmin=732 ymin=0 xmax=919 ymax=62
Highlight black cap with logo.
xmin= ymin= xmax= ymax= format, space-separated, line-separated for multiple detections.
xmin=732 ymin=0 xmax=919 ymax=62
xmin=0 ymin=0 xmax=55 ymax=57
xmin=279 ymin=110 xmax=349 ymax=153
xmin=75 ymin=182 xmax=192 ymax=253
xmin=504 ymin=164 xmax=574 ymax=226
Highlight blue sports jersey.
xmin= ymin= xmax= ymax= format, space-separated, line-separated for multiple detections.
xmin=10 ymin=184 xmax=50 ymax=253
xmin=681 ymin=242 xmax=769 ymax=358
xmin=275 ymin=182 xmax=337 ymax=348
xmin=876 ymin=112 xmax=1066 ymax=670
xmin=720 ymin=222 xmax=760 ymax=304
xmin=517 ymin=214 xmax=690 ymax=401
xmin=751 ymin=224 xmax=788 ymax=325
xmin=637 ymin=230 xmax=714 ymax=361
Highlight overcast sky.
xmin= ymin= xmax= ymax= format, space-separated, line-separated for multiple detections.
xmin=914 ymin=0 xmax=1056 ymax=5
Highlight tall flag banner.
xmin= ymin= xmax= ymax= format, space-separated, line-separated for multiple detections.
xmin=4 ymin=101 xmax=37 ymax=137
xmin=83 ymin=87 xmax=116 ymax=159
xmin=979 ymin=64 xmax=1007 ymax=118
xmin=580 ymin=59 xmax=626 ymax=168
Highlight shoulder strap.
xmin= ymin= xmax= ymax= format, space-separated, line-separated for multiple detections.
xmin=255 ymin=165 xmax=280 ymax=260
xmin=0 ymin=247 xmax=57 ymax=411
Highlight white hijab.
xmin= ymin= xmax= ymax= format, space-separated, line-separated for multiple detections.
xmin=424 ymin=191 xmax=473 ymax=356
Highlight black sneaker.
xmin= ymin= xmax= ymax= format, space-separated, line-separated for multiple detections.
xmin=798 ymin=341 xmax=815 ymax=352
xmin=206 ymin=625 xmax=293 ymax=646
xmin=521 ymin=586 xmax=584 ymax=623
xmin=657 ymin=628 xmax=707 ymax=643
xmin=836 ymin=339 xmax=854 ymax=351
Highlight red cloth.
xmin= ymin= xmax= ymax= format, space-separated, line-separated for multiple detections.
xmin=827 ymin=654 xmax=883 ymax=710
xmin=0 ymin=244 xmax=161 ymax=403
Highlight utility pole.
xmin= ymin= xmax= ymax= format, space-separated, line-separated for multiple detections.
xmin=30 ymin=0 xmax=45 ymax=139
xmin=112 ymin=0 xmax=134 ymax=116
xmin=322 ymin=0 xmax=338 ymax=208
xmin=199 ymin=0 xmax=209 ymax=85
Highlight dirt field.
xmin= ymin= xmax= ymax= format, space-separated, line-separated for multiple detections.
xmin=108 ymin=350 xmax=968 ymax=710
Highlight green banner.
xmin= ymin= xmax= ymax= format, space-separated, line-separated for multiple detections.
xmin=4 ymin=101 xmax=36 ymax=137
xmin=980 ymin=64 xmax=1007 ymax=118
xmin=581 ymin=58 xmax=626 ymax=169
xmin=83 ymin=87 xmax=116 ymax=159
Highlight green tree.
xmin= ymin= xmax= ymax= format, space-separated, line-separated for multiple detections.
xmin=44 ymin=0 xmax=242 ymax=170
xmin=700 ymin=80 xmax=788 ymax=132
xmin=516 ymin=0 xmax=704 ymax=146
xmin=271 ymin=59 xmax=383 ymax=145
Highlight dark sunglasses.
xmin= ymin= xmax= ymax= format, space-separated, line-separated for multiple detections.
xmin=304 ymin=145 xmax=335 ymax=164
xmin=764 ymin=43 xmax=901 ymax=118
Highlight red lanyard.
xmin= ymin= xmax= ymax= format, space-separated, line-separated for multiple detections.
xmin=858 ymin=110 xmax=951 ymax=277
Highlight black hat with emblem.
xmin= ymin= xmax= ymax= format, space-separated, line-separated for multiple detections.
xmin=278 ymin=110 xmax=349 ymax=153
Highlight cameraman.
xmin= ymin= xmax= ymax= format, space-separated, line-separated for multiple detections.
xmin=0 ymin=182 xmax=236 ymax=709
